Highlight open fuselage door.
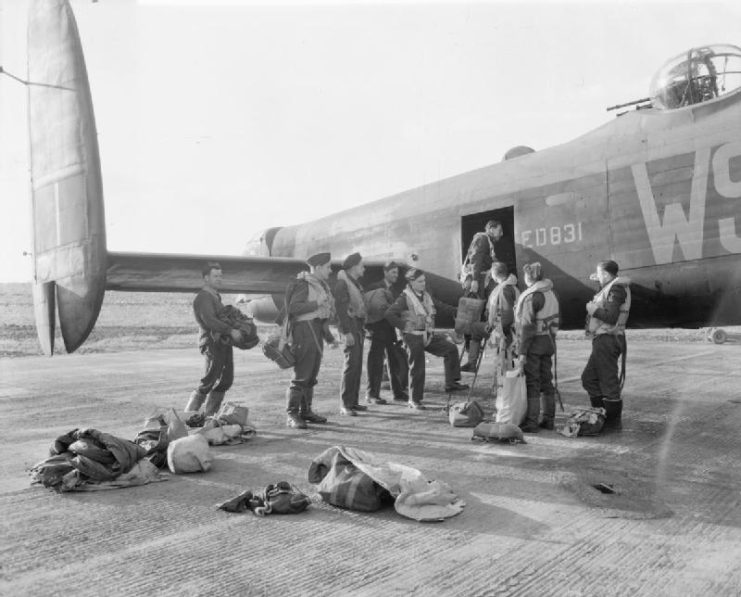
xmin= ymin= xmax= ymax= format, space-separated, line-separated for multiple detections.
xmin=460 ymin=207 xmax=517 ymax=279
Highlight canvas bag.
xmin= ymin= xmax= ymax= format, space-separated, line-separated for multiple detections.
xmin=495 ymin=370 xmax=527 ymax=426
xmin=262 ymin=320 xmax=295 ymax=369
xmin=448 ymin=400 xmax=485 ymax=427
xmin=454 ymin=297 xmax=486 ymax=335
xmin=308 ymin=450 xmax=390 ymax=512
xmin=167 ymin=434 xmax=213 ymax=474
xmin=215 ymin=402 xmax=250 ymax=427
xmin=558 ymin=407 xmax=606 ymax=437
xmin=472 ymin=422 xmax=525 ymax=443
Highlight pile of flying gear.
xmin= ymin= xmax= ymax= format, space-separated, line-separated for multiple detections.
xmin=29 ymin=403 xmax=256 ymax=492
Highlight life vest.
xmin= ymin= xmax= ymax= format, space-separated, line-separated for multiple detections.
xmin=337 ymin=270 xmax=367 ymax=320
xmin=401 ymin=287 xmax=436 ymax=346
xmin=514 ymin=279 xmax=560 ymax=336
xmin=586 ymin=276 xmax=631 ymax=337
xmin=293 ymin=272 xmax=335 ymax=322
xmin=460 ymin=232 xmax=495 ymax=282
xmin=487 ymin=274 xmax=520 ymax=329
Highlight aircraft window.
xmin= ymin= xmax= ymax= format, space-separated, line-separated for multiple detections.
xmin=650 ymin=44 xmax=741 ymax=110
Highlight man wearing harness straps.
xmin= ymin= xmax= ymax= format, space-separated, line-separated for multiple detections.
xmin=485 ymin=262 xmax=520 ymax=380
xmin=284 ymin=252 xmax=337 ymax=430
xmin=460 ymin=221 xmax=516 ymax=369
xmin=461 ymin=262 xmax=519 ymax=372
xmin=334 ymin=252 xmax=368 ymax=416
xmin=582 ymin=260 xmax=631 ymax=431
xmin=386 ymin=268 xmax=468 ymax=409
xmin=514 ymin=262 xmax=560 ymax=433
xmin=462 ymin=220 xmax=503 ymax=298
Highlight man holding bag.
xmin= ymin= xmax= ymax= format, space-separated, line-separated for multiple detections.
xmin=514 ymin=262 xmax=560 ymax=433
xmin=364 ymin=261 xmax=409 ymax=404
xmin=462 ymin=262 xmax=520 ymax=374
xmin=184 ymin=262 xmax=244 ymax=419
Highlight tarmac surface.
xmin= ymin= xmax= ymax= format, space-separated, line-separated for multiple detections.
xmin=1 ymin=337 xmax=741 ymax=596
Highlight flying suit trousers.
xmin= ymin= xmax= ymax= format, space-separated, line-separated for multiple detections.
xmin=286 ymin=320 xmax=324 ymax=414
xmin=522 ymin=336 xmax=555 ymax=427
xmin=366 ymin=320 xmax=408 ymax=399
xmin=196 ymin=340 xmax=234 ymax=395
xmin=404 ymin=333 xmax=460 ymax=404
xmin=341 ymin=327 xmax=365 ymax=409
xmin=581 ymin=334 xmax=624 ymax=403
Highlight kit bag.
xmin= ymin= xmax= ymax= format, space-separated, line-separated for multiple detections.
xmin=454 ymin=297 xmax=486 ymax=335
xmin=558 ymin=407 xmax=606 ymax=437
xmin=215 ymin=402 xmax=250 ymax=427
xmin=308 ymin=450 xmax=391 ymax=512
xmin=262 ymin=320 xmax=295 ymax=369
xmin=167 ymin=434 xmax=212 ymax=474
xmin=472 ymin=422 xmax=525 ymax=443
xmin=231 ymin=319 xmax=260 ymax=350
xmin=215 ymin=305 xmax=259 ymax=350
xmin=448 ymin=400 xmax=485 ymax=428
xmin=495 ymin=370 xmax=527 ymax=426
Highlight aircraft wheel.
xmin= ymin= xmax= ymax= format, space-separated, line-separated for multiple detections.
xmin=711 ymin=328 xmax=728 ymax=345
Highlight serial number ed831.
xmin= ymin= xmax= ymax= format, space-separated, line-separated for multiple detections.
xmin=520 ymin=222 xmax=583 ymax=248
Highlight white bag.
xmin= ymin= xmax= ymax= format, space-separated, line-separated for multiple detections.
xmin=495 ymin=370 xmax=527 ymax=426
xmin=167 ymin=434 xmax=212 ymax=474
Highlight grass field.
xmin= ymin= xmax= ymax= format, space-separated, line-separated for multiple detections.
xmin=1 ymin=283 xmax=201 ymax=357
xmin=0 ymin=283 xmax=730 ymax=358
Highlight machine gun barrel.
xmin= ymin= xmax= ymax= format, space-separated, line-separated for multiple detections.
xmin=606 ymin=97 xmax=652 ymax=112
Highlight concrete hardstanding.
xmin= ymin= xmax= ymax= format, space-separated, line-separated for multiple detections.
xmin=1 ymin=337 xmax=740 ymax=596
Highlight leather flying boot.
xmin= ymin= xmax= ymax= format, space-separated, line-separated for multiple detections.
xmin=366 ymin=395 xmax=388 ymax=405
xmin=519 ymin=422 xmax=539 ymax=433
xmin=203 ymin=390 xmax=226 ymax=417
xmin=459 ymin=340 xmax=481 ymax=372
xmin=286 ymin=386 xmax=307 ymax=428
xmin=301 ymin=388 xmax=327 ymax=424
xmin=603 ymin=399 xmax=623 ymax=431
xmin=539 ymin=393 xmax=556 ymax=430
xmin=445 ymin=381 xmax=470 ymax=392
xmin=589 ymin=395 xmax=604 ymax=409
xmin=520 ymin=393 xmax=540 ymax=433
xmin=286 ymin=412 xmax=307 ymax=429
xmin=184 ymin=390 xmax=207 ymax=413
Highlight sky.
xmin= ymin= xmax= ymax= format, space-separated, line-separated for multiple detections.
xmin=2 ymin=0 xmax=741 ymax=281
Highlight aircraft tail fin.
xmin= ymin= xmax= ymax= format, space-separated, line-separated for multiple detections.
xmin=27 ymin=0 xmax=107 ymax=354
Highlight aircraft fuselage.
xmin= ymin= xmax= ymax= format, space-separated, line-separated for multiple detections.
xmin=267 ymin=90 xmax=741 ymax=329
